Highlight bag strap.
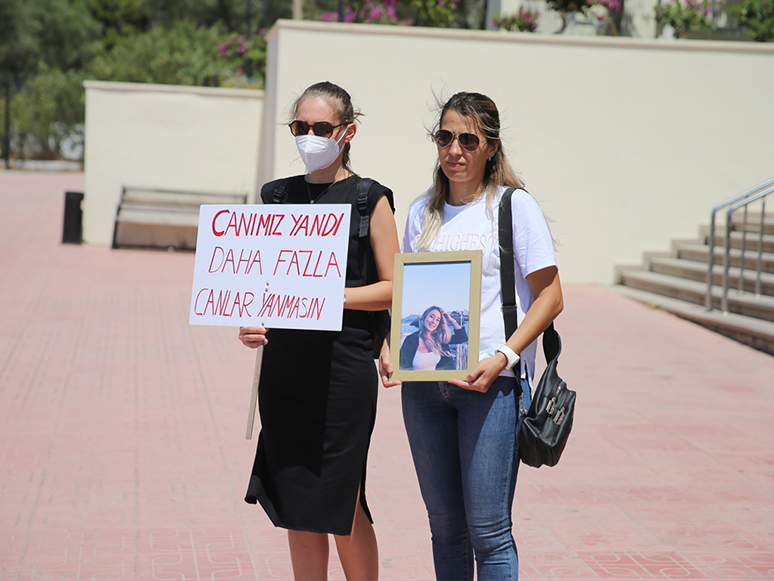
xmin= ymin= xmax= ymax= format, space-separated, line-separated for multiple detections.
xmin=271 ymin=179 xmax=289 ymax=204
xmin=499 ymin=188 xmax=519 ymax=340
xmin=497 ymin=188 xmax=561 ymax=364
xmin=357 ymin=177 xmax=374 ymax=238
xmin=271 ymin=177 xmax=372 ymax=240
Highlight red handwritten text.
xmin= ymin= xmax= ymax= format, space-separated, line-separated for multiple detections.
xmin=257 ymin=293 xmax=326 ymax=321
xmin=212 ymin=210 xmax=285 ymax=238
xmin=272 ymin=250 xmax=341 ymax=278
xmin=208 ymin=246 xmax=262 ymax=275
xmin=193 ymin=288 xmax=254 ymax=317
xmin=289 ymin=212 xmax=345 ymax=237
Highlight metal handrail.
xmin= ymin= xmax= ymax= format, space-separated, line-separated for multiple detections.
xmin=706 ymin=177 xmax=774 ymax=312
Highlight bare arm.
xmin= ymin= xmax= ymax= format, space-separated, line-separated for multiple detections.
xmin=502 ymin=266 xmax=563 ymax=355
xmin=344 ymin=195 xmax=400 ymax=311
xmin=448 ymin=265 xmax=563 ymax=392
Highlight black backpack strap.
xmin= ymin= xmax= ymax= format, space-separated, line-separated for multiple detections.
xmin=357 ymin=177 xmax=374 ymax=238
xmin=272 ymin=179 xmax=289 ymax=204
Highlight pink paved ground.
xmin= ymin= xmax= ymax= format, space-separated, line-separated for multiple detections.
xmin=1 ymin=171 xmax=773 ymax=581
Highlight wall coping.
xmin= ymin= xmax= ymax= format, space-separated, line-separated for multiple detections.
xmin=83 ymin=80 xmax=265 ymax=99
xmin=267 ymin=18 xmax=774 ymax=55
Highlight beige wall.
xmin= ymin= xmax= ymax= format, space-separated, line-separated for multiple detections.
xmin=263 ymin=20 xmax=774 ymax=283
xmin=83 ymin=81 xmax=264 ymax=246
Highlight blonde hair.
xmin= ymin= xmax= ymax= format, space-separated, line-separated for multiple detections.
xmin=416 ymin=92 xmax=524 ymax=251
xmin=290 ymin=81 xmax=362 ymax=173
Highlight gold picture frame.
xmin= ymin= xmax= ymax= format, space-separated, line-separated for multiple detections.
xmin=390 ymin=250 xmax=482 ymax=382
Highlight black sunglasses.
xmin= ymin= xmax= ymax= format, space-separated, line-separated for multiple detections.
xmin=433 ymin=129 xmax=481 ymax=152
xmin=288 ymin=120 xmax=347 ymax=138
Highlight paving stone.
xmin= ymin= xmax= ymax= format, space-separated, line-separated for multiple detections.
xmin=1 ymin=171 xmax=773 ymax=580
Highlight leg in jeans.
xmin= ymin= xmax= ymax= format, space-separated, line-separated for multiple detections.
xmin=453 ymin=376 xmax=527 ymax=581
xmin=402 ymin=381 xmax=473 ymax=581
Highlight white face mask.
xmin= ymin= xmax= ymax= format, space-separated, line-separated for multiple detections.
xmin=295 ymin=127 xmax=348 ymax=174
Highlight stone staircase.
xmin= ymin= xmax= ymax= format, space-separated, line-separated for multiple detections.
xmin=615 ymin=212 xmax=774 ymax=356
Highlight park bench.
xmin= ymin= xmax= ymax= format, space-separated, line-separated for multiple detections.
xmin=112 ymin=187 xmax=248 ymax=250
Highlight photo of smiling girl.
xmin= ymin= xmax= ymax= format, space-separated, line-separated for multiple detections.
xmin=399 ymin=306 xmax=468 ymax=371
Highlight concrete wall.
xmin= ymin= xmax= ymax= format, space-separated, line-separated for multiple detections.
xmin=262 ymin=20 xmax=774 ymax=283
xmin=83 ymin=81 xmax=264 ymax=246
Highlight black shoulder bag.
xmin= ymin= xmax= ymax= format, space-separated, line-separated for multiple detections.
xmin=499 ymin=187 xmax=576 ymax=468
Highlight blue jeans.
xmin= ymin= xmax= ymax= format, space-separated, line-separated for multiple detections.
xmin=401 ymin=376 xmax=531 ymax=581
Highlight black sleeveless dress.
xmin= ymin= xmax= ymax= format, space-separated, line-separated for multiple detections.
xmin=244 ymin=174 xmax=394 ymax=535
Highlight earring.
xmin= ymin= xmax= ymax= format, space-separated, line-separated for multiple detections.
xmin=488 ymin=152 xmax=495 ymax=160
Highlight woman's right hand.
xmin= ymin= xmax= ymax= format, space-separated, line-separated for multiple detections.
xmin=238 ymin=326 xmax=268 ymax=348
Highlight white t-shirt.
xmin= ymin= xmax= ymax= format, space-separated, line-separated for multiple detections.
xmin=401 ymin=186 xmax=557 ymax=382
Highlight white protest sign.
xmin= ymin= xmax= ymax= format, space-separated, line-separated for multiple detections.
xmin=189 ymin=204 xmax=351 ymax=331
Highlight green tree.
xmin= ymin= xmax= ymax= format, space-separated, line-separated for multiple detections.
xmin=0 ymin=0 xmax=41 ymax=166
xmin=81 ymin=0 xmax=150 ymax=49
xmin=1 ymin=0 xmax=102 ymax=164
xmin=10 ymin=66 xmax=86 ymax=159
xmin=34 ymin=0 xmax=103 ymax=70
xmin=144 ymin=0 xmax=264 ymax=33
xmin=2 ymin=0 xmax=278 ymax=163
xmin=87 ymin=21 xmax=228 ymax=86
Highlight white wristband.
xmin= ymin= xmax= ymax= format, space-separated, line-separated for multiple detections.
xmin=496 ymin=344 xmax=520 ymax=371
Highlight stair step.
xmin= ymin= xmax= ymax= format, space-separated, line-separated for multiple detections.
xmin=648 ymin=257 xmax=774 ymax=296
xmin=613 ymin=285 xmax=774 ymax=356
xmin=700 ymin=227 xmax=774 ymax=254
xmin=675 ymin=242 xmax=774 ymax=274
xmin=729 ymin=212 xmax=774 ymax=236
xmin=617 ymin=269 xmax=774 ymax=322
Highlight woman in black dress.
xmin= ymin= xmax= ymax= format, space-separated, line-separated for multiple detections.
xmin=238 ymin=81 xmax=399 ymax=580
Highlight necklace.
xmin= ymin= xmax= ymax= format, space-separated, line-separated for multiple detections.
xmin=305 ymin=180 xmax=334 ymax=204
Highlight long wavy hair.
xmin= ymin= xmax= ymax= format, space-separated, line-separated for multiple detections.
xmin=289 ymin=81 xmax=362 ymax=174
xmin=416 ymin=92 xmax=525 ymax=251
xmin=418 ymin=305 xmax=453 ymax=356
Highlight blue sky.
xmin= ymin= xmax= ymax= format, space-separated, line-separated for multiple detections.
xmin=401 ymin=261 xmax=471 ymax=318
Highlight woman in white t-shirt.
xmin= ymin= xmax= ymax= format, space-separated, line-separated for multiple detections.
xmin=381 ymin=92 xmax=563 ymax=581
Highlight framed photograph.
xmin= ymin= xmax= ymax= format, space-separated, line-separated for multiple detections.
xmin=390 ymin=250 xmax=482 ymax=382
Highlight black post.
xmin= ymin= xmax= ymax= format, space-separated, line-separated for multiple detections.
xmin=261 ymin=0 xmax=269 ymax=31
xmin=62 ymin=191 xmax=84 ymax=244
xmin=338 ymin=0 xmax=345 ymax=21
xmin=3 ymin=77 xmax=10 ymax=170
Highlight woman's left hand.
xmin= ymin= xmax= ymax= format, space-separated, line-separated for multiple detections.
xmin=448 ymin=353 xmax=507 ymax=393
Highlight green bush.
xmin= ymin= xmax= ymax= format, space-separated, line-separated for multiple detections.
xmin=654 ymin=0 xmax=713 ymax=37
xmin=408 ymin=0 xmax=462 ymax=27
xmin=493 ymin=7 xmax=540 ymax=31
xmin=218 ymin=33 xmax=266 ymax=88
xmin=6 ymin=66 xmax=85 ymax=160
xmin=87 ymin=21 xmax=228 ymax=86
xmin=731 ymin=0 xmax=774 ymax=41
